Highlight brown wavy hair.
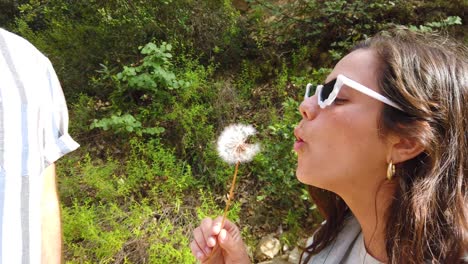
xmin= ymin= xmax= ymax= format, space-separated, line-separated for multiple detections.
xmin=300 ymin=28 xmax=468 ymax=263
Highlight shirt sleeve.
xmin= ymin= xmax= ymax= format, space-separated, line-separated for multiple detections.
xmin=42 ymin=58 xmax=79 ymax=166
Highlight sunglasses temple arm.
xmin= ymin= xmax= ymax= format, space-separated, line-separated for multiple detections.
xmin=339 ymin=75 xmax=404 ymax=111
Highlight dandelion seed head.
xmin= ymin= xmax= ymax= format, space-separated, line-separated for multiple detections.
xmin=217 ymin=124 xmax=261 ymax=164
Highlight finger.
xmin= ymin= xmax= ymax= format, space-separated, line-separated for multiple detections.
xmin=200 ymin=218 xmax=217 ymax=248
xmin=190 ymin=239 xmax=206 ymax=261
xmin=215 ymin=216 xmax=239 ymax=235
xmin=207 ymin=217 xmax=250 ymax=263
xmin=217 ymin=228 xmax=246 ymax=258
xmin=215 ymin=220 xmax=248 ymax=258
xmin=192 ymin=226 xmax=211 ymax=255
xmin=212 ymin=216 xmax=224 ymax=235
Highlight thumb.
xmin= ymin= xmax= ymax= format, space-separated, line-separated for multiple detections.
xmin=213 ymin=218 xmax=250 ymax=263
xmin=217 ymin=228 xmax=245 ymax=256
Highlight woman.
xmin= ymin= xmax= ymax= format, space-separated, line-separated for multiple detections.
xmin=190 ymin=28 xmax=467 ymax=263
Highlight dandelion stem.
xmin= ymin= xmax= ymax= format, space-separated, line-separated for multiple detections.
xmin=221 ymin=161 xmax=239 ymax=228
xmin=206 ymin=161 xmax=240 ymax=261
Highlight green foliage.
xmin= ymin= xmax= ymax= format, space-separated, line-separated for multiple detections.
xmin=90 ymin=113 xmax=165 ymax=136
xmin=8 ymin=0 xmax=244 ymax=98
xmin=249 ymin=0 xmax=466 ymax=67
xmin=58 ymin=138 xmax=210 ymax=263
xmin=66 ymin=94 xmax=98 ymax=138
xmin=0 ymin=1 xmax=19 ymax=27
xmin=409 ymin=16 xmax=462 ymax=32
xmin=147 ymin=218 xmax=194 ymax=263
xmin=253 ymin=98 xmax=300 ymax=202
xmin=107 ymin=41 xmax=188 ymax=109
xmin=116 ymin=42 xmax=189 ymax=92
xmin=63 ymin=202 xmax=129 ymax=262
xmin=236 ymin=60 xmax=263 ymax=99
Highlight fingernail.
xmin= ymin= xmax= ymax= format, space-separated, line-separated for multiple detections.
xmin=204 ymin=246 xmax=211 ymax=254
xmin=207 ymin=236 xmax=216 ymax=247
xmin=213 ymin=224 xmax=221 ymax=234
xmin=196 ymin=251 xmax=204 ymax=260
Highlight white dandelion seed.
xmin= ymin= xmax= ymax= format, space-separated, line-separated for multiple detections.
xmin=217 ymin=124 xmax=261 ymax=164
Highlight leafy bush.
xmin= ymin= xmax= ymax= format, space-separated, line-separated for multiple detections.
xmin=91 ymin=113 xmax=165 ymax=136
xmin=116 ymin=42 xmax=189 ymax=92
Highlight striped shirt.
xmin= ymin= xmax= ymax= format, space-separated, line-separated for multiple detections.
xmin=0 ymin=28 xmax=79 ymax=263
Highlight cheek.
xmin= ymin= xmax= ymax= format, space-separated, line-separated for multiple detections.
xmin=296 ymin=110 xmax=386 ymax=188
xmin=295 ymin=115 xmax=351 ymax=186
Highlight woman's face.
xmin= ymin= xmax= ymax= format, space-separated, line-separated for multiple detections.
xmin=294 ymin=49 xmax=390 ymax=195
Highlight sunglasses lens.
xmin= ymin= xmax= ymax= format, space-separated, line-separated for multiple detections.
xmin=320 ymin=79 xmax=337 ymax=101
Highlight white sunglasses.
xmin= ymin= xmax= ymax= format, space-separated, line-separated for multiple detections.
xmin=305 ymin=74 xmax=403 ymax=111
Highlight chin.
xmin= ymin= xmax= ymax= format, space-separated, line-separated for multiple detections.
xmin=296 ymin=170 xmax=319 ymax=186
xmin=296 ymin=170 xmax=334 ymax=190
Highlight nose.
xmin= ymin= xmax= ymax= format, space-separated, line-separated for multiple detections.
xmin=299 ymin=96 xmax=319 ymax=120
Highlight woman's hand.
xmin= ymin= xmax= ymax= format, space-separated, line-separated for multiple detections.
xmin=190 ymin=216 xmax=250 ymax=264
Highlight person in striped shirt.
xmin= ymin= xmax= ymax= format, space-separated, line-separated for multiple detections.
xmin=0 ymin=28 xmax=79 ymax=263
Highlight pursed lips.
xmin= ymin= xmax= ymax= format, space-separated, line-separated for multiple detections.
xmin=293 ymin=126 xmax=305 ymax=152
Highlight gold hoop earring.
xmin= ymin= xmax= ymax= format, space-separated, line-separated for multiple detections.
xmin=387 ymin=160 xmax=395 ymax=181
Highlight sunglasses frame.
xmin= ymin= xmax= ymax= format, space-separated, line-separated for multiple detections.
xmin=304 ymin=74 xmax=403 ymax=111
